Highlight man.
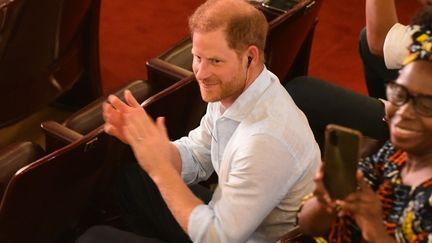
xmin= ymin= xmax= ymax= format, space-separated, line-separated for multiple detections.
xmin=360 ymin=0 xmax=431 ymax=98
xmin=79 ymin=0 xmax=319 ymax=242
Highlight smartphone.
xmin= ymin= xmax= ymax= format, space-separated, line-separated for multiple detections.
xmin=323 ymin=124 xmax=362 ymax=200
xmin=261 ymin=0 xmax=299 ymax=13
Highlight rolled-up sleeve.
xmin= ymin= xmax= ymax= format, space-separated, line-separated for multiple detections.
xmin=174 ymin=136 xmax=212 ymax=184
xmin=173 ymin=107 xmax=214 ymax=184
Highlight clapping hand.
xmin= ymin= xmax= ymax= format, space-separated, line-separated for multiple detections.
xmin=103 ymin=90 xmax=174 ymax=175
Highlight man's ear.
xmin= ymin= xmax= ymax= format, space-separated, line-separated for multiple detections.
xmin=246 ymin=45 xmax=260 ymax=67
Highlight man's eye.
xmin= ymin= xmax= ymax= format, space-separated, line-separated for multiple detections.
xmin=210 ymin=59 xmax=221 ymax=64
xmin=193 ymin=55 xmax=201 ymax=62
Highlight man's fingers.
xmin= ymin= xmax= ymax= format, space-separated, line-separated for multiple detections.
xmin=123 ymin=121 xmax=141 ymax=145
xmin=103 ymin=102 xmax=116 ymax=121
xmin=124 ymin=89 xmax=142 ymax=108
xmin=156 ymin=117 xmax=169 ymax=138
xmin=123 ymin=90 xmax=153 ymax=127
xmin=108 ymin=94 xmax=130 ymax=112
xmin=104 ymin=124 xmax=119 ymax=138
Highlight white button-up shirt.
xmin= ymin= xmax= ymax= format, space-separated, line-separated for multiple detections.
xmin=174 ymin=67 xmax=320 ymax=243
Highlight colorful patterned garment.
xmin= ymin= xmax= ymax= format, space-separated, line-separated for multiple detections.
xmin=325 ymin=141 xmax=432 ymax=243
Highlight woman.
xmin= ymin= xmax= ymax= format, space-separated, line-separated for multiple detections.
xmin=298 ymin=26 xmax=432 ymax=242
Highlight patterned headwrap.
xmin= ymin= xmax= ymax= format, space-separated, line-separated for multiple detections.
xmin=402 ymin=25 xmax=432 ymax=65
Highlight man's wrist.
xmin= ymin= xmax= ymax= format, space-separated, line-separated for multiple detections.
xmin=147 ymin=161 xmax=178 ymax=182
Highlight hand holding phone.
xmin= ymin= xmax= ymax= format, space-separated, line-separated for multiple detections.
xmin=323 ymin=124 xmax=362 ymax=200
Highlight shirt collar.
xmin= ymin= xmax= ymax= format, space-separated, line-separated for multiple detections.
xmin=220 ymin=66 xmax=273 ymax=121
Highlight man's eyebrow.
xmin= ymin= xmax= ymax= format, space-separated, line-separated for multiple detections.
xmin=206 ymin=56 xmax=223 ymax=61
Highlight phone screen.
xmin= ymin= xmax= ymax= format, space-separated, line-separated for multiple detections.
xmin=323 ymin=124 xmax=362 ymax=199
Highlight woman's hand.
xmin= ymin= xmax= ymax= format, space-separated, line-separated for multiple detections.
xmin=297 ymin=164 xmax=339 ymax=236
xmin=313 ymin=165 xmax=338 ymax=213
xmin=337 ymin=170 xmax=393 ymax=242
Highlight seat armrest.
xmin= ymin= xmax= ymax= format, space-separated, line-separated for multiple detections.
xmin=146 ymin=58 xmax=193 ymax=91
xmin=41 ymin=120 xmax=84 ymax=152
xmin=63 ymin=79 xmax=154 ymax=135
xmin=0 ymin=141 xmax=44 ymax=197
xmin=146 ymin=37 xmax=193 ymax=90
xmin=43 ymin=80 xmax=153 ymax=151
xmin=147 ymin=58 xmax=193 ymax=79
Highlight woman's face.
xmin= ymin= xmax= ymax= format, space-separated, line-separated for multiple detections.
xmin=387 ymin=61 xmax=432 ymax=155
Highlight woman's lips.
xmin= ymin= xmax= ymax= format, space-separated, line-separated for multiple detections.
xmin=392 ymin=124 xmax=422 ymax=138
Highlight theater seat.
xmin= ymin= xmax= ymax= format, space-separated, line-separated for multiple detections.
xmin=42 ymin=120 xmax=85 ymax=153
xmin=146 ymin=0 xmax=322 ymax=87
xmin=0 ymin=127 xmax=118 ymax=243
xmin=43 ymin=76 xmax=206 ymax=153
xmin=0 ymin=141 xmax=45 ymax=197
xmin=43 ymin=80 xmax=155 ymax=153
xmin=259 ymin=0 xmax=323 ymax=83
xmin=146 ymin=38 xmax=194 ymax=90
xmin=63 ymin=80 xmax=154 ymax=135
xmin=0 ymin=0 xmax=102 ymax=128
xmin=284 ymin=76 xmax=389 ymax=154
xmin=141 ymin=76 xmax=205 ymax=140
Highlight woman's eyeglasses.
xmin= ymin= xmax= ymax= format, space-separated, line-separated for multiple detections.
xmin=386 ymin=82 xmax=432 ymax=117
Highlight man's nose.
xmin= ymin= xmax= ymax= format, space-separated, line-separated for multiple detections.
xmin=194 ymin=61 xmax=211 ymax=80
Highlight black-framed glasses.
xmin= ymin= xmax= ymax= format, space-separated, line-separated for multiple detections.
xmin=386 ymin=82 xmax=432 ymax=117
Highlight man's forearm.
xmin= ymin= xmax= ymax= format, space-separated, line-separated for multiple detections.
xmin=169 ymin=143 xmax=183 ymax=173
xmin=366 ymin=0 xmax=398 ymax=56
xmin=150 ymin=165 xmax=203 ymax=233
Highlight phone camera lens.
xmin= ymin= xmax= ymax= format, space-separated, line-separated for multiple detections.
xmin=330 ymin=131 xmax=338 ymax=146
